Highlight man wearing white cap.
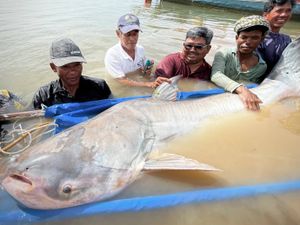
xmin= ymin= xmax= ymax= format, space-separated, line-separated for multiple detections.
xmin=104 ymin=13 xmax=169 ymax=89
xmin=33 ymin=38 xmax=112 ymax=109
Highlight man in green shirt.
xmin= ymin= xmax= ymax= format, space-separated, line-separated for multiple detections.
xmin=211 ymin=15 xmax=269 ymax=111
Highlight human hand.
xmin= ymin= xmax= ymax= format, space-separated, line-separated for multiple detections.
xmin=142 ymin=59 xmax=154 ymax=76
xmin=142 ymin=67 xmax=152 ymax=76
xmin=234 ymin=85 xmax=262 ymax=111
xmin=148 ymin=76 xmax=171 ymax=88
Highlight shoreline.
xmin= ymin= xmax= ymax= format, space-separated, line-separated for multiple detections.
xmin=163 ymin=0 xmax=300 ymax=19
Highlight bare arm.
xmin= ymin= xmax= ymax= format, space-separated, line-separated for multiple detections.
xmin=116 ymin=76 xmax=171 ymax=89
xmin=234 ymin=85 xmax=262 ymax=111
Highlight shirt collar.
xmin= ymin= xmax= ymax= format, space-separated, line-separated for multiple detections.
xmin=52 ymin=78 xmax=83 ymax=95
xmin=51 ymin=79 xmax=65 ymax=94
xmin=232 ymin=47 xmax=264 ymax=64
xmin=117 ymin=42 xmax=136 ymax=60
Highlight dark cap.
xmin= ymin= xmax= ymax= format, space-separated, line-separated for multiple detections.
xmin=234 ymin=15 xmax=270 ymax=34
xmin=117 ymin=13 xmax=141 ymax=33
xmin=50 ymin=38 xmax=86 ymax=67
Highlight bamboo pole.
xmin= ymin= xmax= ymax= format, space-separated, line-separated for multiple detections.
xmin=1 ymin=132 xmax=30 ymax=152
xmin=0 ymin=110 xmax=44 ymax=121
xmin=0 ymin=121 xmax=52 ymax=154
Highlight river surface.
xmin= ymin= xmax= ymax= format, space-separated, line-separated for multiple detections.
xmin=0 ymin=0 xmax=300 ymax=225
xmin=0 ymin=0 xmax=300 ymax=100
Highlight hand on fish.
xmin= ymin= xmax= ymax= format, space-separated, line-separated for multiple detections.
xmin=149 ymin=76 xmax=171 ymax=88
xmin=234 ymin=85 xmax=262 ymax=111
xmin=1 ymin=37 xmax=299 ymax=210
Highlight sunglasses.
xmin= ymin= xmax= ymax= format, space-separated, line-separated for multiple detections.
xmin=272 ymin=0 xmax=286 ymax=3
xmin=183 ymin=43 xmax=208 ymax=50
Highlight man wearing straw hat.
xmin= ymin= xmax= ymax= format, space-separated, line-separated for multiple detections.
xmin=211 ymin=15 xmax=269 ymax=111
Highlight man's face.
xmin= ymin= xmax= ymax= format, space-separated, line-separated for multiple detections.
xmin=117 ymin=29 xmax=139 ymax=51
xmin=236 ymin=30 xmax=264 ymax=55
xmin=182 ymin=37 xmax=211 ymax=64
xmin=264 ymin=2 xmax=292 ymax=31
xmin=51 ymin=62 xmax=82 ymax=87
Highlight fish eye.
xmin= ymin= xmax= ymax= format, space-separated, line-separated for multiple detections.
xmin=62 ymin=185 xmax=72 ymax=194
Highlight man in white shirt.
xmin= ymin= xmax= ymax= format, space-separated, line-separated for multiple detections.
xmin=105 ymin=13 xmax=169 ymax=89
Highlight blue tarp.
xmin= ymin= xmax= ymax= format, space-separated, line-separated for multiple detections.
xmin=1 ymin=180 xmax=300 ymax=224
xmin=2 ymin=85 xmax=271 ymax=224
xmin=45 ymin=84 xmax=257 ymax=133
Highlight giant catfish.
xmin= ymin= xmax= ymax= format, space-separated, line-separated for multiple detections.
xmin=1 ymin=37 xmax=300 ymax=209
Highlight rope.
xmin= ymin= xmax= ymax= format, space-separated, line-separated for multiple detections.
xmin=0 ymin=121 xmax=57 ymax=155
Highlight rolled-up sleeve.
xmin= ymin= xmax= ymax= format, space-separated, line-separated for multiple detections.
xmin=155 ymin=54 xmax=176 ymax=78
xmin=211 ymin=50 xmax=241 ymax=93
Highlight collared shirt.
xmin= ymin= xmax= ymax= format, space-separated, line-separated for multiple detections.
xmin=32 ymin=76 xmax=112 ymax=109
xmin=104 ymin=42 xmax=146 ymax=78
xmin=154 ymin=52 xmax=211 ymax=80
xmin=257 ymin=32 xmax=291 ymax=77
xmin=211 ymin=48 xmax=267 ymax=92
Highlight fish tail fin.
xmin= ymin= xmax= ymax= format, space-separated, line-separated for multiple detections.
xmin=152 ymin=75 xmax=181 ymax=101
xmin=169 ymin=75 xmax=182 ymax=85
xmin=143 ymin=153 xmax=220 ymax=171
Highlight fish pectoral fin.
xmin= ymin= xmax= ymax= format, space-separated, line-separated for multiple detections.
xmin=143 ymin=153 xmax=221 ymax=171
xmin=152 ymin=75 xmax=181 ymax=101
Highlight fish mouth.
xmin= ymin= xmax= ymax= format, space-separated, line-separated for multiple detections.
xmin=9 ymin=174 xmax=33 ymax=186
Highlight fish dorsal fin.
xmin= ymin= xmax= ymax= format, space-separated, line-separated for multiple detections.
xmin=143 ymin=153 xmax=220 ymax=171
xmin=152 ymin=75 xmax=181 ymax=101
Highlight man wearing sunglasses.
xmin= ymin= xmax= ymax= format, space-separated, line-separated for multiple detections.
xmin=105 ymin=13 xmax=170 ymax=90
xmin=211 ymin=15 xmax=269 ymax=111
xmin=154 ymin=27 xmax=213 ymax=80
xmin=257 ymin=0 xmax=295 ymax=78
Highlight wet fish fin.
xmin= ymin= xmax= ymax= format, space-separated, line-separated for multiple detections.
xmin=143 ymin=153 xmax=220 ymax=171
xmin=152 ymin=75 xmax=181 ymax=101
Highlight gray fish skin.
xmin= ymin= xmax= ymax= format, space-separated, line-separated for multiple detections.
xmin=1 ymin=38 xmax=300 ymax=209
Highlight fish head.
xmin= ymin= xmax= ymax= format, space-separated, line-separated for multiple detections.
xmin=1 ymin=105 xmax=154 ymax=209
xmin=1 ymin=142 xmax=136 ymax=209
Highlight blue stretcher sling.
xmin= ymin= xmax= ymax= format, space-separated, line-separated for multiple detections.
xmin=45 ymin=84 xmax=257 ymax=133
xmin=4 ymin=84 xmax=284 ymax=225
xmin=1 ymin=180 xmax=300 ymax=224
